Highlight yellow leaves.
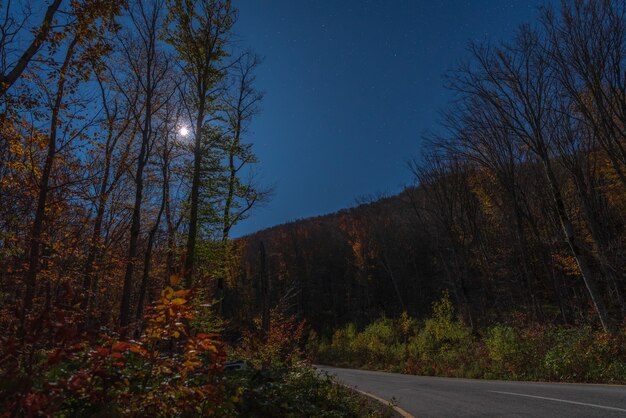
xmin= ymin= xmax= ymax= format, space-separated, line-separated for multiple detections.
xmin=145 ymin=285 xmax=195 ymax=342
xmin=472 ymin=185 xmax=495 ymax=218
xmin=160 ymin=286 xmax=190 ymax=302
xmin=161 ymin=286 xmax=175 ymax=300
xmin=183 ymin=359 xmax=201 ymax=370
xmin=8 ymin=140 xmax=26 ymax=158
xmin=468 ymin=169 xmax=497 ymax=219
xmin=181 ymin=334 xmax=221 ymax=375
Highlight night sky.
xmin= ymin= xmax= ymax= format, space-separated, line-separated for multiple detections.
xmin=231 ymin=0 xmax=555 ymax=237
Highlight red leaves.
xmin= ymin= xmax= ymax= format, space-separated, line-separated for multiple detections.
xmin=111 ymin=341 xmax=131 ymax=352
xmin=46 ymin=348 xmax=67 ymax=364
xmin=21 ymin=392 xmax=54 ymax=417
xmin=67 ymin=372 xmax=88 ymax=391
xmin=95 ymin=347 xmax=109 ymax=357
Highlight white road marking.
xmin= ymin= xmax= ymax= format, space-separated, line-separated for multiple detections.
xmin=489 ymin=391 xmax=626 ymax=413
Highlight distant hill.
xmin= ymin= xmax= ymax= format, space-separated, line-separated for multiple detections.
xmin=224 ymin=188 xmax=446 ymax=333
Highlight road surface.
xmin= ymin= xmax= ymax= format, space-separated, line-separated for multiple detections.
xmin=318 ymin=366 xmax=626 ymax=417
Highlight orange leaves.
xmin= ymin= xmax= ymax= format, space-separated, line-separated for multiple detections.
xmin=552 ymin=252 xmax=581 ymax=277
xmin=193 ymin=333 xmax=220 ymax=353
xmin=128 ymin=343 xmax=148 ymax=356
xmin=169 ymin=274 xmax=182 ymax=286
xmin=235 ymin=310 xmax=305 ymax=368
xmin=181 ymin=333 xmax=222 ymax=376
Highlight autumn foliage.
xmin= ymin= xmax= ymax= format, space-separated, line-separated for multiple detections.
xmin=0 ymin=283 xmax=226 ymax=417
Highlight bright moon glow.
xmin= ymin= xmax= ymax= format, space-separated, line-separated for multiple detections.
xmin=179 ymin=127 xmax=189 ymax=137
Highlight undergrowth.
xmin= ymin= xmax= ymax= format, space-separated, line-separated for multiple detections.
xmin=309 ymin=293 xmax=626 ymax=384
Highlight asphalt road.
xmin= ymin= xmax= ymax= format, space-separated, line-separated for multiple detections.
xmin=318 ymin=366 xmax=626 ymax=418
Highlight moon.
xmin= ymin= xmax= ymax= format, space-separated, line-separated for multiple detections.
xmin=179 ymin=126 xmax=189 ymax=137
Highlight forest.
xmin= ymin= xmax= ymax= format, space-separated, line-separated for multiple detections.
xmin=0 ymin=0 xmax=395 ymax=416
xmin=230 ymin=0 xmax=626 ymax=382
xmin=1 ymin=0 xmax=625 ymax=416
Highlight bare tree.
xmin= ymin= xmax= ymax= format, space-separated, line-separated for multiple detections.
xmin=0 ymin=0 xmax=63 ymax=97
xmin=116 ymin=0 xmax=172 ymax=328
xmin=543 ymin=0 xmax=626 ymax=188
xmin=82 ymin=66 xmax=138 ymax=317
xmin=449 ymin=27 xmax=613 ymax=330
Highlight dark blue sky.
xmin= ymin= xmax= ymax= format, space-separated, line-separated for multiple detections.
xmin=231 ymin=0 xmax=554 ymax=236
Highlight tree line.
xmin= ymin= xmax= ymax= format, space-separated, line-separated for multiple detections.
xmin=0 ymin=0 xmax=268 ymax=336
xmin=231 ymin=0 xmax=625 ymax=334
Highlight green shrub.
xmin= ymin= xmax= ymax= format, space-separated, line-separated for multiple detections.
xmin=350 ymin=317 xmax=400 ymax=368
xmin=309 ymin=297 xmax=626 ymax=384
xmin=485 ymin=325 xmax=523 ymax=378
xmin=408 ymin=293 xmax=474 ymax=376
xmin=306 ymin=329 xmax=321 ymax=359
xmin=542 ymin=326 xmax=626 ymax=382
xmin=322 ymin=323 xmax=357 ymax=366
xmin=222 ymin=363 xmax=393 ymax=417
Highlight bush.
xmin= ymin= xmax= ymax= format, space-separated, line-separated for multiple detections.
xmin=222 ymin=363 xmax=394 ymax=418
xmin=408 ymin=293 xmax=474 ymax=376
xmin=308 ymin=293 xmax=626 ymax=384
xmin=1 ymin=285 xmax=227 ymax=417
xmin=541 ymin=326 xmax=626 ymax=382
xmin=319 ymin=323 xmax=358 ymax=366
xmin=351 ymin=317 xmax=405 ymax=369
xmin=234 ymin=309 xmax=306 ymax=369
xmin=485 ymin=325 xmax=523 ymax=378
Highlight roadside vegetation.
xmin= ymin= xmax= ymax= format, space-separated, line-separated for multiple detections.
xmin=0 ymin=282 xmax=393 ymax=416
xmin=0 ymin=0 xmax=392 ymax=415
xmin=309 ymin=293 xmax=626 ymax=384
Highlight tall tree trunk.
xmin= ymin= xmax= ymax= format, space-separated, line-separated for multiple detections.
xmin=136 ymin=190 xmax=165 ymax=321
xmin=259 ymin=241 xmax=270 ymax=340
xmin=165 ymin=158 xmax=175 ymax=280
xmin=217 ymin=123 xmax=240 ymax=314
xmin=183 ymin=92 xmax=206 ymax=287
xmin=120 ymin=88 xmax=152 ymax=328
xmin=22 ymin=37 xmax=77 ymax=319
xmin=82 ymin=142 xmax=112 ymax=306
xmin=541 ymin=156 xmax=613 ymax=331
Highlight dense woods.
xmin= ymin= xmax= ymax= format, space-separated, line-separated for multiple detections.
xmin=0 ymin=1 xmax=338 ymax=416
xmin=230 ymin=0 xmax=626 ymax=337
xmin=0 ymin=0 xmax=269 ymax=333
xmin=1 ymin=0 xmax=626 ymax=415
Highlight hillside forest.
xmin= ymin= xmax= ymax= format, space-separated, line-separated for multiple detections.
xmin=230 ymin=0 xmax=626 ymax=381
xmin=1 ymin=0 xmax=626 ymax=416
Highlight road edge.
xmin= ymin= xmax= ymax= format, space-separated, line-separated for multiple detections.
xmin=348 ymin=386 xmax=415 ymax=418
